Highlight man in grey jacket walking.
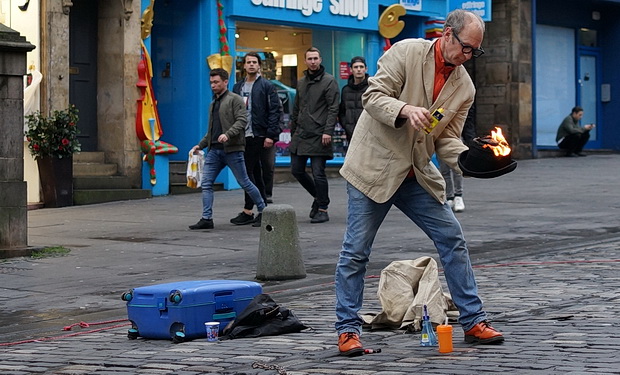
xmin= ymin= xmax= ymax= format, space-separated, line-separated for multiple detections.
xmin=289 ymin=47 xmax=340 ymax=224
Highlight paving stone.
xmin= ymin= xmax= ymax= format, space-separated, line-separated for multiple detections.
xmin=2 ymin=237 xmax=620 ymax=374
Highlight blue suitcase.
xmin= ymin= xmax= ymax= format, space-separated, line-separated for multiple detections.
xmin=121 ymin=280 xmax=262 ymax=342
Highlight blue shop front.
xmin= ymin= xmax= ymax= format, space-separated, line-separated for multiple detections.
xmin=145 ymin=0 xmax=490 ymax=189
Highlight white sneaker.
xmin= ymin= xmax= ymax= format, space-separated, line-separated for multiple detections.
xmin=453 ymin=196 xmax=465 ymax=212
xmin=447 ymin=199 xmax=454 ymax=209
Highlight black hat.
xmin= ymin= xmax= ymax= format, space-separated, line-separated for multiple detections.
xmin=350 ymin=56 xmax=366 ymax=67
xmin=458 ymin=150 xmax=518 ymax=179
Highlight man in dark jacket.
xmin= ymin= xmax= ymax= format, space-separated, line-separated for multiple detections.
xmin=230 ymin=52 xmax=282 ymax=226
xmin=290 ymin=47 xmax=340 ymax=224
xmin=188 ymin=68 xmax=266 ymax=230
xmin=339 ymin=56 xmax=369 ymax=142
xmin=556 ymin=106 xmax=595 ymax=157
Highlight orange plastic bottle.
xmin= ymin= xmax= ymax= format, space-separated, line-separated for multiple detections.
xmin=437 ymin=321 xmax=453 ymax=353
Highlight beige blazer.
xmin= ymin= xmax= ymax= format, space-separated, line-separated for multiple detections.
xmin=340 ymin=38 xmax=474 ymax=204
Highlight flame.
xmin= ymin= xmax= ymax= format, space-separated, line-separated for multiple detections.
xmin=482 ymin=127 xmax=511 ymax=157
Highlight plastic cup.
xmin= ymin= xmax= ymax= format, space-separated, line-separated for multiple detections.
xmin=205 ymin=322 xmax=220 ymax=342
xmin=437 ymin=324 xmax=453 ymax=353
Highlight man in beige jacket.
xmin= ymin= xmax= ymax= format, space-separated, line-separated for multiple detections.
xmin=335 ymin=9 xmax=504 ymax=357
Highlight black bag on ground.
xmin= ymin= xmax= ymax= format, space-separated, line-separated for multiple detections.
xmin=220 ymin=293 xmax=309 ymax=340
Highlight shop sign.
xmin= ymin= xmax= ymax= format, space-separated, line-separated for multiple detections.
xmin=449 ymin=0 xmax=491 ymax=21
xmin=339 ymin=62 xmax=351 ymax=79
xmin=249 ymin=0 xmax=368 ymax=21
xmin=330 ymin=0 xmax=368 ymax=21
xmin=400 ymin=0 xmax=422 ymax=12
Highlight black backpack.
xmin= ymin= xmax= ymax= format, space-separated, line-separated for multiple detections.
xmin=220 ymin=294 xmax=309 ymax=340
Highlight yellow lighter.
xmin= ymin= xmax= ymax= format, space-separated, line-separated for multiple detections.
xmin=423 ymin=108 xmax=445 ymax=134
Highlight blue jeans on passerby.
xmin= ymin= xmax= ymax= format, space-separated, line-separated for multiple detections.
xmin=334 ymin=178 xmax=487 ymax=335
xmin=290 ymin=153 xmax=330 ymax=209
xmin=200 ymin=148 xmax=265 ymax=219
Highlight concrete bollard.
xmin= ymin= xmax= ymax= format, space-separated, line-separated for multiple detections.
xmin=256 ymin=204 xmax=306 ymax=280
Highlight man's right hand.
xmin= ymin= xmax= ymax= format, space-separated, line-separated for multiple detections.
xmin=399 ymin=105 xmax=431 ymax=132
xmin=190 ymin=145 xmax=200 ymax=154
xmin=585 ymin=124 xmax=595 ymax=130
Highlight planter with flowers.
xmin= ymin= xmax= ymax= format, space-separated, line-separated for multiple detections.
xmin=25 ymin=106 xmax=81 ymax=208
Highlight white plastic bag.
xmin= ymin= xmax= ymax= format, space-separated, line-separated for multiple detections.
xmin=186 ymin=150 xmax=204 ymax=188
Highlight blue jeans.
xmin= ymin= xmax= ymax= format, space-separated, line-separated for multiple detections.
xmin=334 ymin=179 xmax=487 ymax=335
xmin=200 ymin=149 xmax=265 ymax=219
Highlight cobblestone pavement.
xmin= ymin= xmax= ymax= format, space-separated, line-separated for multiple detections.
xmin=1 ymin=155 xmax=619 ymax=374
xmin=1 ymin=238 xmax=618 ymax=374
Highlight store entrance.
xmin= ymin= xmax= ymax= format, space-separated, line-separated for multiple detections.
xmin=235 ymin=22 xmax=312 ymax=116
xmin=235 ymin=21 xmax=311 ymax=88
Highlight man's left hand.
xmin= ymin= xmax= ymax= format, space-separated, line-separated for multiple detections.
xmin=322 ymin=134 xmax=332 ymax=146
xmin=264 ymin=138 xmax=274 ymax=148
xmin=217 ymin=134 xmax=229 ymax=143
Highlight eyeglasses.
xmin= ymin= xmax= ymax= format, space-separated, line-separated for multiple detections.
xmin=452 ymin=31 xmax=485 ymax=58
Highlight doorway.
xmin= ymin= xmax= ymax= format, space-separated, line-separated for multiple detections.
xmin=69 ymin=0 xmax=98 ymax=151
xmin=578 ymin=51 xmax=600 ymax=146
xmin=234 ymin=21 xmax=312 ymax=89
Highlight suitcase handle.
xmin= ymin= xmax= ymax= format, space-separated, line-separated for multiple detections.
xmin=214 ymin=291 xmax=234 ymax=313
xmin=213 ymin=312 xmax=236 ymax=320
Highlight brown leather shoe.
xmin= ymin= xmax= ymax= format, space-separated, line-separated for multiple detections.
xmin=338 ymin=332 xmax=364 ymax=356
xmin=464 ymin=321 xmax=504 ymax=344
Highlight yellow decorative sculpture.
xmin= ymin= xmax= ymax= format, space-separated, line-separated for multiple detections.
xmin=141 ymin=1 xmax=155 ymax=40
xmin=378 ymin=4 xmax=406 ymax=51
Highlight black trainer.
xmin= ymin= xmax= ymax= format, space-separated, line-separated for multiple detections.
xmin=230 ymin=212 xmax=254 ymax=225
xmin=189 ymin=218 xmax=214 ymax=230
xmin=252 ymin=213 xmax=262 ymax=228
xmin=309 ymin=200 xmax=319 ymax=219
xmin=311 ymin=210 xmax=329 ymax=224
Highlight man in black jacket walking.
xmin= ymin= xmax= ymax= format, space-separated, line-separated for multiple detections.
xmin=230 ymin=52 xmax=282 ymax=227
xmin=339 ymin=56 xmax=369 ymax=142
xmin=290 ymin=47 xmax=340 ymax=224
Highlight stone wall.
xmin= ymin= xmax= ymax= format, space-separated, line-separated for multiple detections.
xmin=472 ymin=0 xmax=533 ymax=159
xmin=40 ymin=0 xmax=143 ymax=187
xmin=40 ymin=0 xmax=70 ymax=114
xmin=97 ymin=0 xmax=142 ymax=187
xmin=0 ymin=25 xmax=35 ymax=251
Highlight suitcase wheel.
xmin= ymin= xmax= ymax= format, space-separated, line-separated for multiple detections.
xmin=127 ymin=328 xmax=139 ymax=340
xmin=121 ymin=291 xmax=133 ymax=301
xmin=172 ymin=331 xmax=186 ymax=344
xmin=169 ymin=290 xmax=182 ymax=303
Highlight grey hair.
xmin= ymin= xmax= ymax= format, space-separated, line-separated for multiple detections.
xmin=445 ymin=9 xmax=486 ymax=34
